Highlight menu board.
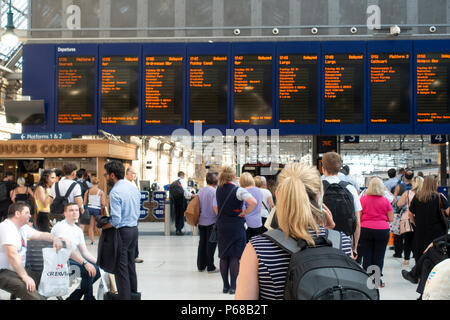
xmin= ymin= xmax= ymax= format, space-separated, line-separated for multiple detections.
xmin=370 ymin=53 xmax=410 ymax=124
xmin=233 ymin=55 xmax=273 ymax=125
xmin=324 ymin=53 xmax=364 ymax=124
xmin=57 ymin=56 xmax=95 ymax=125
xmin=189 ymin=55 xmax=228 ymax=125
xmin=101 ymin=56 xmax=139 ymax=125
xmin=144 ymin=56 xmax=183 ymax=125
xmin=279 ymin=54 xmax=318 ymax=124
xmin=417 ymin=53 xmax=450 ymax=123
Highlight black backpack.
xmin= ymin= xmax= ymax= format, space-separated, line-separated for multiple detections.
xmin=263 ymin=228 xmax=379 ymax=300
xmin=50 ymin=181 xmax=77 ymax=216
xmin=78 ymin=180 xmax=89 ymax=199
xmin=323 ymin=180 xmax=357 ymax=236
xmin=169 ymin=180 xmax=184 ymax=201
xmin=0 ymin=181 xmax=8 ymax=202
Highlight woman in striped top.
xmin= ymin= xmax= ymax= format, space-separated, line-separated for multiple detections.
xmin=235 ymin=162 xmax=353 ymax=300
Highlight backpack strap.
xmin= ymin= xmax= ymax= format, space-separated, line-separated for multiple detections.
xmin=326 ymin=229 xmax=342 ymax=250
xmin=55 ymin=181 xmax=61 ymax=198
xmin=262 ymin=229 xmax=301 ymax=254
xmin=65 ymin=181 xmax=77 ymax=198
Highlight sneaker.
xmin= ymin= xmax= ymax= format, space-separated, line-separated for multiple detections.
xmin=401 ymin=270 xmax=418 ymax=284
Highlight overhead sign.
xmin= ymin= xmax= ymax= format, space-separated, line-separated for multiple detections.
xmin=317 ymin=136 xmax=337 ymax=154
xmin=344 ymin=135 xmax=360 ymax=144
xmin=431 ymin=134 xmax=447 ymax=144
xmin=10 ymin=132 xmax=72 ymax=140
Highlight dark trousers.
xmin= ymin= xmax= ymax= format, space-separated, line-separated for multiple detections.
xmin=197 ymin=224 xmax=217 ymax=271
xmin=174 ymin=199 xmax=186 ymax=232
xmin=67 ymin=259 xmax=100 ymax=300
xmin=401 ymin=232 xmax=415 ymax=260
xmin=115 ymin=226 xmax=138 ymax=300
xmin=0 ymin=269 xmax=44 ymax=300
xmin=359 ymin=227 xmax=390 ymax=275
xmin=393 ymin=234 xmax=403 ymax=257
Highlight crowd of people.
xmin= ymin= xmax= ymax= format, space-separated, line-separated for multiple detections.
xmin=0 ymin=152 xmax=449 ymax=300
xmin=0 ymin=161 xmax=142 ymax=300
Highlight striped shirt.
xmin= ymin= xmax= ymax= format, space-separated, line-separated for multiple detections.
xmin=249 ymin=226 xmax=353 ymax=300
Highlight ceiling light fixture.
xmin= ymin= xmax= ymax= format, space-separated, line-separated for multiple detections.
xmin=1 ymin=0 xmax=19 ymax=47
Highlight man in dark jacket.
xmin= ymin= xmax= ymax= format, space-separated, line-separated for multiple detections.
xmin=0 ymin=172 xmax=15 ymax=222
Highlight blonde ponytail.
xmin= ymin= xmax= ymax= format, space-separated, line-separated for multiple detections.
xmin=276 ymin=163 xmax=320 ymax=246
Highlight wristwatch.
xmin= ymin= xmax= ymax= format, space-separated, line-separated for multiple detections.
xmin=82 ymin=260 xmax=88 ymax=265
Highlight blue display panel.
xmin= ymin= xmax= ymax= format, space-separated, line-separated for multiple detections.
xmin=98 ymin=43 xmax=141 ymax=135
xmin=368 ymin=40 xmax=413 ymax=134
xmin=55 ymin=44 xmax=98 ymax=135
xmin=231 ymin=42 xmax=276 ymax=131
xmin=21 ymin=41 xmax=450 ymax=136
xmin=321 ymin=42 xmax=367 ymax=135
xmin=141 ymin=43 xmax=186 ymax=135
xmin=276 ymin=42 xmax=321 ymax=135
xmin=414 ymin=40 xmax=450 ymax=134
xmin=186 ymin=43 xmax=231 ymax=134
xmin=22 ymin=44 xmax=55 ymax=133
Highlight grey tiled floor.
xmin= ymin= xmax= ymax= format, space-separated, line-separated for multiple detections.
xmin=1 ymin=222 xmax=421 ymax=300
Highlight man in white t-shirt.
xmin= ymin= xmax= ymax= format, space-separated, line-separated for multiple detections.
xmin=0 ymin=202 xmax=63 ymax=300
xmin=322 ymin=152 xmax=362 ymax=259
xmin=51 ymin=203 xmax=100 ymax=300
xmin=49 ymin=163 xmax=84 ymax=217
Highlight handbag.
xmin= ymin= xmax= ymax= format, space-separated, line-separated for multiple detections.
xmin=400 ymin=191 xmax=414 ymax=235
xmin=79 ymin=192 xmax=91 ymax=225
xmin=184 ymin=195 xmax=200 ymax=226
xmin=390 ymin=213 xmax=401 ymax=235
xmin=209 ymin=186 xmax=237 ymax=243
xmin=438 ymin=193 xmax=449 ymax=231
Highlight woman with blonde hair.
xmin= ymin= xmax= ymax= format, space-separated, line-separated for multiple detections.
xmin=239 ymin=172 xmax=264 ymax=241
xmin=396 ymin=176 xmax=424 ymax=266
xmin=235 ymin=162 xmax=352 ymax=300
xmin=358 ymin=177 xmax=394 ymax=287
xmin=213 ymin=166 xmax=257 ymax=295
xmin=409 ymin=175 xmax=449 ymax=262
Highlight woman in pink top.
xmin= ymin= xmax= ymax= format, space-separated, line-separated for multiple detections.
xmin=359 ymin=177 xmax=394 ymax=287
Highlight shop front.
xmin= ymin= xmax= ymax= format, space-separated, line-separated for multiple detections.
xmin=0 ymin=139 xmax=138 ymax=192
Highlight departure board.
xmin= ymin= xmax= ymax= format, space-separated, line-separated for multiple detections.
xmin=233 ymin=55 xmax=273 ymax=125
xmin=189 ymin=55 xmax=228 ymax=125
xmin=279 ymin=54 xmax=318 ymax=124
xmin=57 ymin=56 xmax=95 ymax=125
xmin=144 ymin=56 xmax=183 ymax=125
xmin=417 ymin=53 xmax=450 ymax=123
xmin=101 ymin=56 xmax=139 ymax=125
xmin=370 ymin=53 xmax=410 ymax=124
xmin=324 ymin=53 xmax=364 ymax=124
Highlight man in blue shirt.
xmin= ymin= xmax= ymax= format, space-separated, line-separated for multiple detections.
xmin=103 ymin=160 xmax=141 ymax=300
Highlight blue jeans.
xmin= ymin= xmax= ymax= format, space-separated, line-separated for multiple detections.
xmin=67 ymin=259 xmax=100 ymax=300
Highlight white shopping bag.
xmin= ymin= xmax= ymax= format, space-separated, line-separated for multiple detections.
xmin=96 ymin=268 xmax=110 ymax=300
xmin=38 ymin=247 xmax=72 ymax=297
